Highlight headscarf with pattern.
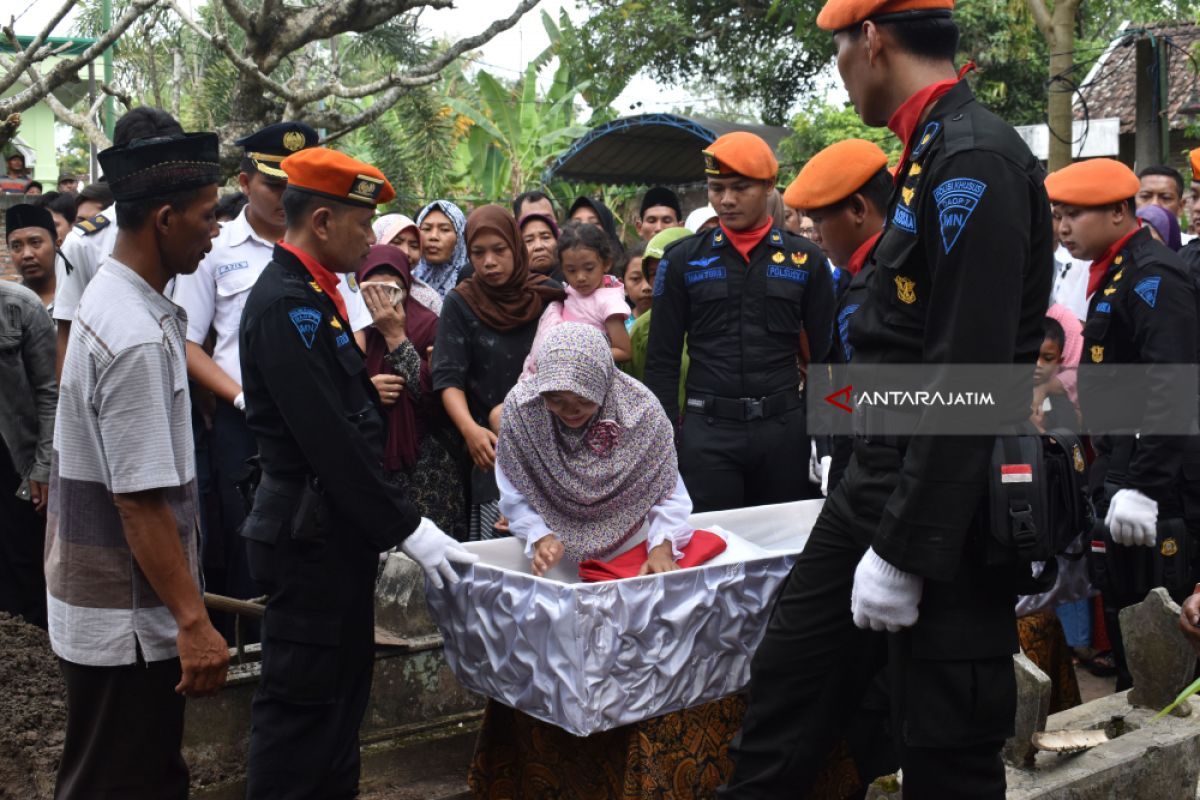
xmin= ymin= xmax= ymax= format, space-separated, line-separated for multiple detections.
xmin=497 ymin=323 xmax=678 ymax=561
xmin=414 ymin=200 xmax=468 ymax=298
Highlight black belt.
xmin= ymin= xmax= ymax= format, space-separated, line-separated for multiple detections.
xmin=685 ymin=390 xmax=803 ymax=421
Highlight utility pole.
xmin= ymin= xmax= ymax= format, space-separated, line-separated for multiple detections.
xmin=102 ymin=0 xmax=114 ymax=140
xmin=1134 ymin=34 xmax=1167 ymax=170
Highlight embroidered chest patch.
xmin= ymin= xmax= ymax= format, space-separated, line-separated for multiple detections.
xmin=685 ymin=266 xmax=727 ymax=286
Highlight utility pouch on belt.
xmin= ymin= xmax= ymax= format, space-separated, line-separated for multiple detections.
xmin=291 ymin=477 xmax=327 ymax=543
xmin=983 ymin=426 xmax=1093 ymax=594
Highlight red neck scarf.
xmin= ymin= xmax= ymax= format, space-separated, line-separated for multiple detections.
xmin=846 ymin=231 xmax=882 ymax=276
xmin=277 ymin=240 xmax=349 ymax=320
xmin=720 ymin=216 xmax=774 ymax=263
xmin=888 ymin=64 xmax=975 ymax=174
xmin=1086 ymin=226 xmax=1141 ymax=299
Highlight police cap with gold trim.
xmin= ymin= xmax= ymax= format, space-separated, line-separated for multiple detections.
xmin=702 ymin=132 xmax=779 ymax=181
xmin=235 ymin=121 xmax=319 ymax=180
xmin=280 ymin=147 xmax=396 ymax=208
xmin=817 ymin=0 xmax=954 ymax=32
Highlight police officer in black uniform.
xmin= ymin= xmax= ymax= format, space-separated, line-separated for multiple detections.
xmin=645 ymin=132 xmax=834 ymax=512
xmin=783 ymin=138 xmax=892 ymax=495
xmin=720 ymin=0 xmax=1052 ymax=796
xmin=238 ymin=146 xmax=477 ymax=799
xmin=1046 ymin=157 xmax=1200 ymax=691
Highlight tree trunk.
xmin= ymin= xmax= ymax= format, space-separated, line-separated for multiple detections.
xmin=1045 ymin=0 xmax=1080 ymax=171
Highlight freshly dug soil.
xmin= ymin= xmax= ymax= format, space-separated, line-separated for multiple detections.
xmin=0 ymin=613 xmax=65 ymax=800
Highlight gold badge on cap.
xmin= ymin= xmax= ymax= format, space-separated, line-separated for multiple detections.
xmin=895 ymin=276 xmax=916 ymax=305
xmin=703 ymin=150 xmax=720 ymax=176
xmin=348 ymin=174 xmax=383 ymax=203
xmin=283 ymin=130 xmax=306 ymax=152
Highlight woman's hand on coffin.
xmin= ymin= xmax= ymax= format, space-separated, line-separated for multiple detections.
xmin=638 ymin=542 xmax=680 ymax=576
xmin=402 ymin=517 xmax=480 ymax=589
xmin=532 ymin=534 xmax=564 ymax=576
xmin=465 ymin=423 xmax=498 ymax=469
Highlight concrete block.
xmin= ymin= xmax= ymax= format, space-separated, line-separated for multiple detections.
xmin=1121 ymin=587 xmax=1194 ymax=716
xmin=1005 ymin=652 xmax=1052 ymax=766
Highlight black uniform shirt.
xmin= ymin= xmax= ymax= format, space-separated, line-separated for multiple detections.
xmin=645 ymin=225 xmax=834 ymax=420
xmin=239 ymin=244 xmax=421 ymax=551
xmin=848 ymin=80 xmax=1054 ymax=581
xmin=1079 ymin=227 xmax=1198 ymax=500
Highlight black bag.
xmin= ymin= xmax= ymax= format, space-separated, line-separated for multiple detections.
xmin=983 ymin=426 xmax=1094 ymax=593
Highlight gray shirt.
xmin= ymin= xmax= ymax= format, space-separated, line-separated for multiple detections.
xmin=0 ymin=281 xmax=57 ymax=491
xmin=46 ymin=257 xmax=199 ymax=666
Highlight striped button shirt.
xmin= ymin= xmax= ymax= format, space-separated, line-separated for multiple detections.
xmin=46 ymin=257 xmax=200 ymax=666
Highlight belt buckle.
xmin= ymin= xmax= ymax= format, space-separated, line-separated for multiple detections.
xmin=742 ymin=397 xmax=764 ymax=421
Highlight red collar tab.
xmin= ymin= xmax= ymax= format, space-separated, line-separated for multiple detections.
xmin=277 ymin=240 xmax=349 ymax=321
xmin=1086 ymin=226 xmax=1141 ymax=300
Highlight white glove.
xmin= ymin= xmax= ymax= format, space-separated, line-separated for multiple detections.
xmin=233 ymin=391 xmax=246 ymax=412
xmin=808 ymin=440 xmax=821 ymax=485
xmin=401 ymin=517 xmax=480 ymax=589
xmin=819 ymin=455 xmax=832 ymax=497
xmin=1105 ymin=488 xmax=1158 ymax=548
xmin=851 ymin=548 xmax=923 ymax=632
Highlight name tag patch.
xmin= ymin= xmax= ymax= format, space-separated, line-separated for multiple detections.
xmin=767 ymin=265 xmax=808 ymax=284
xmin=216 ymin=260 xmax=250 ymax=278
xmin=685 ymin=266 xmax=726 ymax=286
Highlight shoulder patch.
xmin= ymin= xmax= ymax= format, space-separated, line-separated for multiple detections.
xmin=1134 ymin=276 xmax=1161 ymax=309
xmin=891 ymin=204 xmax=917 ymax=234
xmin=910 ymin=122 xmax=942 ymax=160
xmin=288 ymin=306 xmax=322 ymax=349
xmin=933 ymin=178 xmax=987 ymax=254
xmin=653 ymin=258 xmax=670 ymax=297
xmin=73 ymin=213 xmax=111 ymax=236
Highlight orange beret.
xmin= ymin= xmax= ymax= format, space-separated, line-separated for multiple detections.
xmin=817 ymin=0 xmax=953 ymax=32
xmin=783 ymin=139 xmax=889 ymax=210
xmin=1044 ymin=158 xmax=1140 ymax=207
xmin=703 ymin=132 xmax=779 ymax=181
xmin=1190 ymin=149 xmax=1200 ymax=182
xmin=280 ymin=147 xmax=395 ymax=208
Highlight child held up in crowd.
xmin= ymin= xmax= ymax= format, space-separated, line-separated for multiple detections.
xmin=1031 ymin=305 xmax=1083 ymax=432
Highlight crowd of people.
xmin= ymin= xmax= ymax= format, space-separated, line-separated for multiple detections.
xmin=4 ymin=0 xmax=1200 ymax=795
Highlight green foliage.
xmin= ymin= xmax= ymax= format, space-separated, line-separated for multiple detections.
xmin=956 ymin=0 xmax=1048 ymax=126
xmin=779 ymin=98 xmax=901 ymax=175
xmin=56 ymin=127 xmax=91 ymax=178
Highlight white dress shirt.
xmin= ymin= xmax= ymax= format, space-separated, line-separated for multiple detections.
xmin=173 ymin=207 xmax=371 ymax=386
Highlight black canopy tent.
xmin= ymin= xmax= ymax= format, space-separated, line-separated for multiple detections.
xmin=542 ymin=113 xmax=794 ymax=186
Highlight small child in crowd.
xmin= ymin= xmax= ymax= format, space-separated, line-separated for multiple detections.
xmin=619 ymin=242 xmax=650 ymax=333
xmin=1031 ymin=304 xmax=1083 ymax=432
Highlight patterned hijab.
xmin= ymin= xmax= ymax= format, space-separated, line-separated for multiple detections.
xmin=497 ymin=323 xmax=679 ymax=561
xmin=414 ymin=200 xmax=468 ymax=298
xmin=454 ymin=204 xmax=564 ymax=333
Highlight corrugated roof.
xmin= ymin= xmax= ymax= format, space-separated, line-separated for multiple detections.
xmin=544 ymin=114 xmax=793 ymax=186
xmin=1076 ymin=21 xmax=1200 ymax=134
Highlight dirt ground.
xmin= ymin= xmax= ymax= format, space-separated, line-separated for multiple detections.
xmin=0 ymin=613 xmax=66 ymax=800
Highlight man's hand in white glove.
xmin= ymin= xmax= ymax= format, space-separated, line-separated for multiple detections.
xmin=851 ymin=548 xmax=923 ymax=632
xmin=820 ymin=455 xmax=832 ymax=497
xmin=401 ymin=517 xmax=479 ymax=589
xmin=1105 ymin=488 xmax=1158 ymax=547
xmin=808 ymin=441 xmax=821 ymax=485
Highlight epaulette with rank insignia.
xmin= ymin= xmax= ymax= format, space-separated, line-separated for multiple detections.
xmin=73 ymin=213 xmax=110 ymax=236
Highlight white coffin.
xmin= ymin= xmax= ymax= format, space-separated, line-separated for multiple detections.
xmin=423 ymin=499 xmax=822 ymax=737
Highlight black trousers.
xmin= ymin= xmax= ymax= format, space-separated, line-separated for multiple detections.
xmin=207 ymin=401 xmax=262 ymax=641
xmin=55 ymin=656 xmax=187 ymax=800
xmin=0 ymin=437 xmax=46 ymax=627
xmin=245 ymin=526 xmax=379 ymax=800
xmin=720 ymin=443 xmax=1018 ymax=800
xmin=679 ymin=406 xmax=818 ymax=512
